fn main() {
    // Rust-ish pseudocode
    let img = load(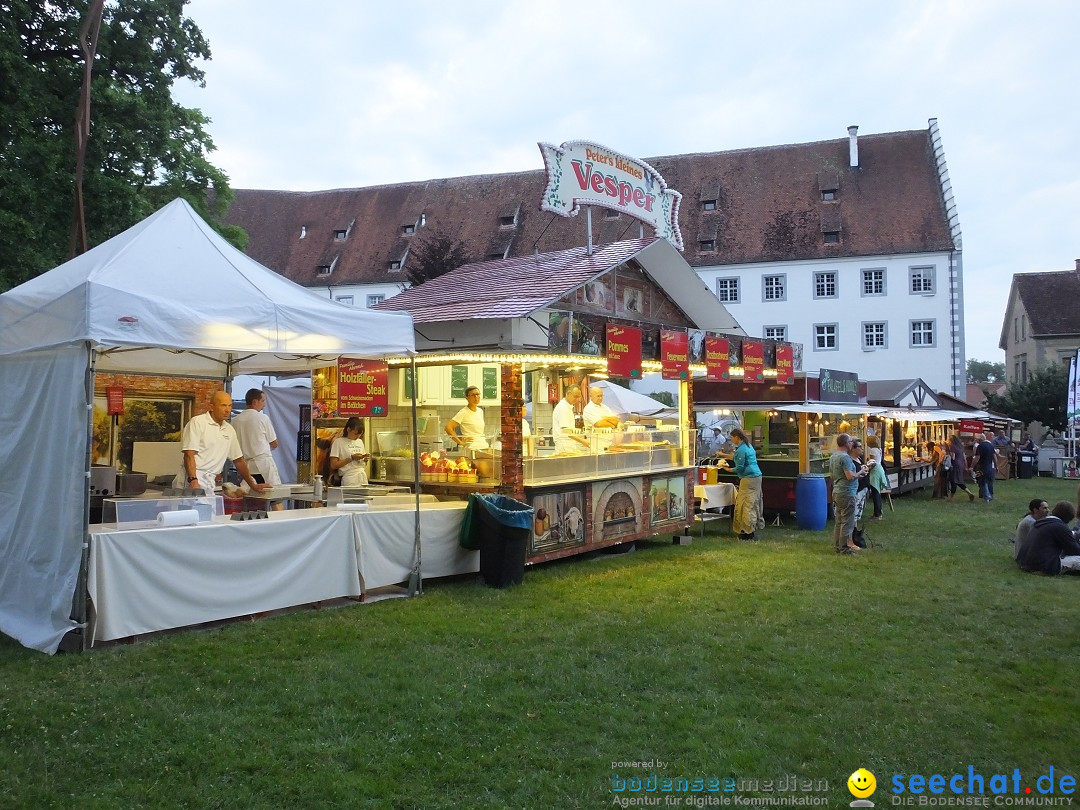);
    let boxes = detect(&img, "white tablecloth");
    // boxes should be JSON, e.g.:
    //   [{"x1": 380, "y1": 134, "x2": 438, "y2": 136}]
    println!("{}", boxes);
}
[
  {"x1": 88, "y1": 510, "x2": 361, "y2": 643},
  {"x1": 694, "y1": 483, "x2": 736, "y2": 510},
  {"x1": 350, "y1": 503, "x2": 477, "y2": 592}
]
